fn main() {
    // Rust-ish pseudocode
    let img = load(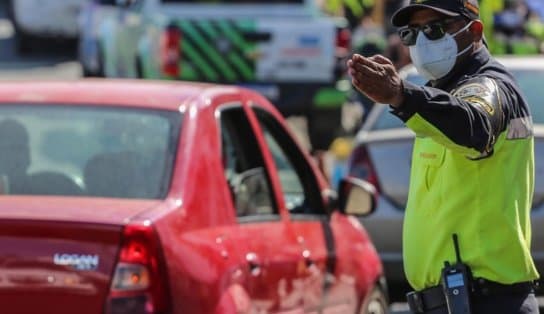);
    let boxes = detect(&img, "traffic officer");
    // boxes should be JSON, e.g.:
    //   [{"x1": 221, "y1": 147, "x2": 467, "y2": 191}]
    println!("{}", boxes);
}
[{"x1": 347, "y1": 0, "x2": 540, "y2": 313}]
